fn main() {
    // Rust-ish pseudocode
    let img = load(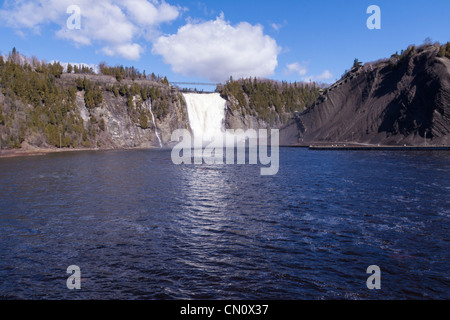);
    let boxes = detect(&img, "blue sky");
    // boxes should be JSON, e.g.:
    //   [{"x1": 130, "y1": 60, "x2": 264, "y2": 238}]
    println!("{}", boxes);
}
[{"x1": 0, "y1": 0, "x2": 449, "y2": 85}]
